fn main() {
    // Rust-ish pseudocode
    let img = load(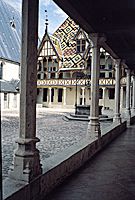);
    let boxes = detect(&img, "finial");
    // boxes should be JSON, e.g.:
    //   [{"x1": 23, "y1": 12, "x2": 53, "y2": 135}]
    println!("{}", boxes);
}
[{"x1": 45, "y1": 10, "x2": 48, "y2": 33}]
